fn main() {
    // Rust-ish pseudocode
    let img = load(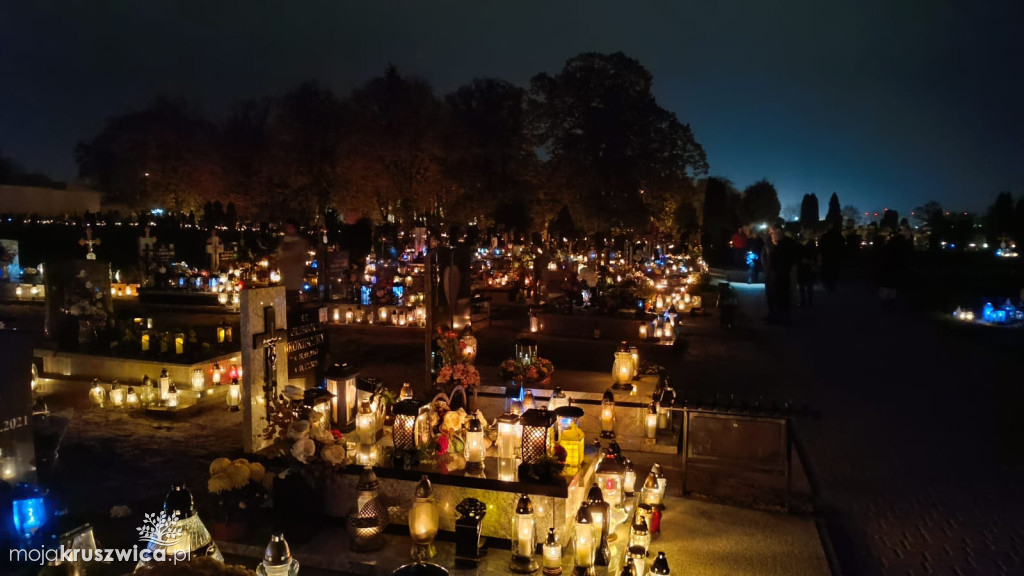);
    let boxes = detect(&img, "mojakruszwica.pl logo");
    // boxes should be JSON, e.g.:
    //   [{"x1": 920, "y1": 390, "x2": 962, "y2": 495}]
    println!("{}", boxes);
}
[{"x1": 9, "y1": 511, "x2": 192, "y2": 565}]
